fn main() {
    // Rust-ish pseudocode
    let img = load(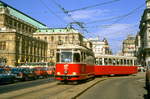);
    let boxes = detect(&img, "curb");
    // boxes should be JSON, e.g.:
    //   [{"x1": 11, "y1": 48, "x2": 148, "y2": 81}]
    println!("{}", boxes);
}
[
  {"x1": 55, "y1": 78, "x2": 107, "y2": 99},
  {"x1": 72, "y1": 78, "x2": 107, "y2": 99}
]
